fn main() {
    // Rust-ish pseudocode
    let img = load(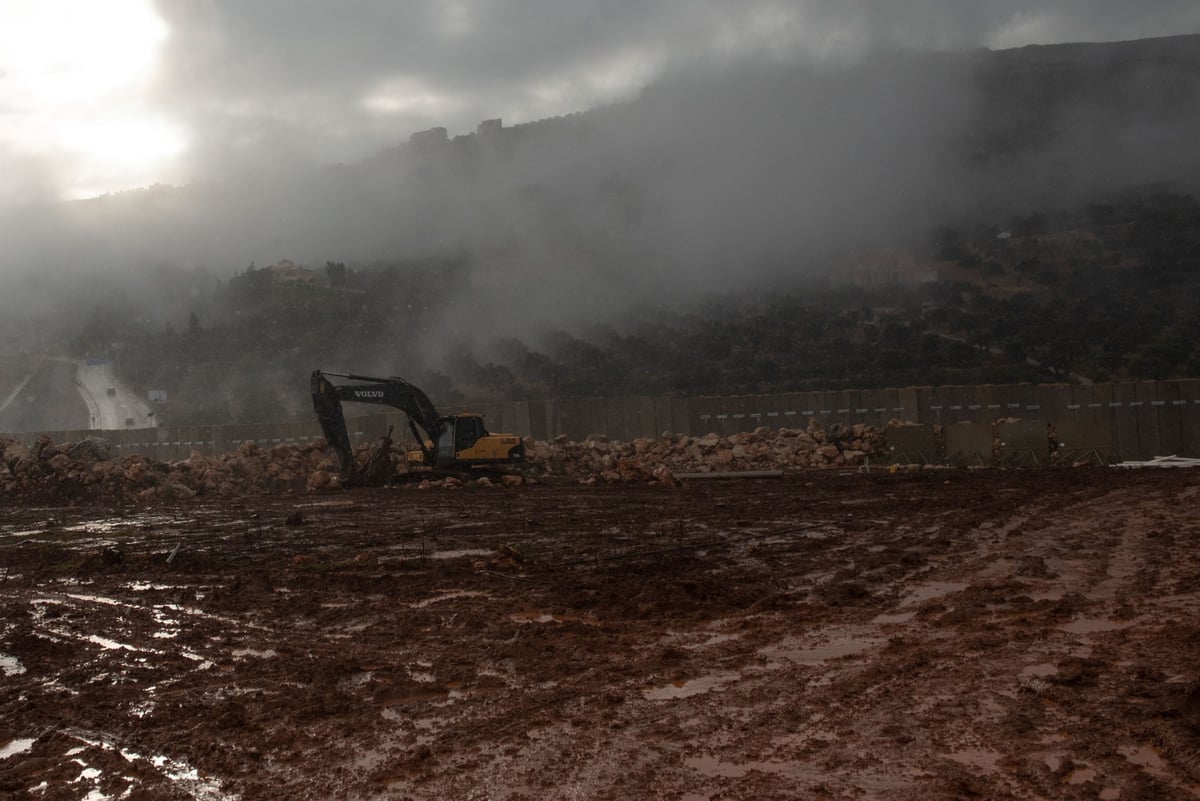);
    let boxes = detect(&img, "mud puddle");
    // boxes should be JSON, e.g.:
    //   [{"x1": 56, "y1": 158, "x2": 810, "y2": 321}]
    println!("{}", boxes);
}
[
  {"x1": 765, "y1": 627, "x2": 883, "y2": 664},
  {"x1": 644, "y1": 671, "x2": 741, "y2": 700}
]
